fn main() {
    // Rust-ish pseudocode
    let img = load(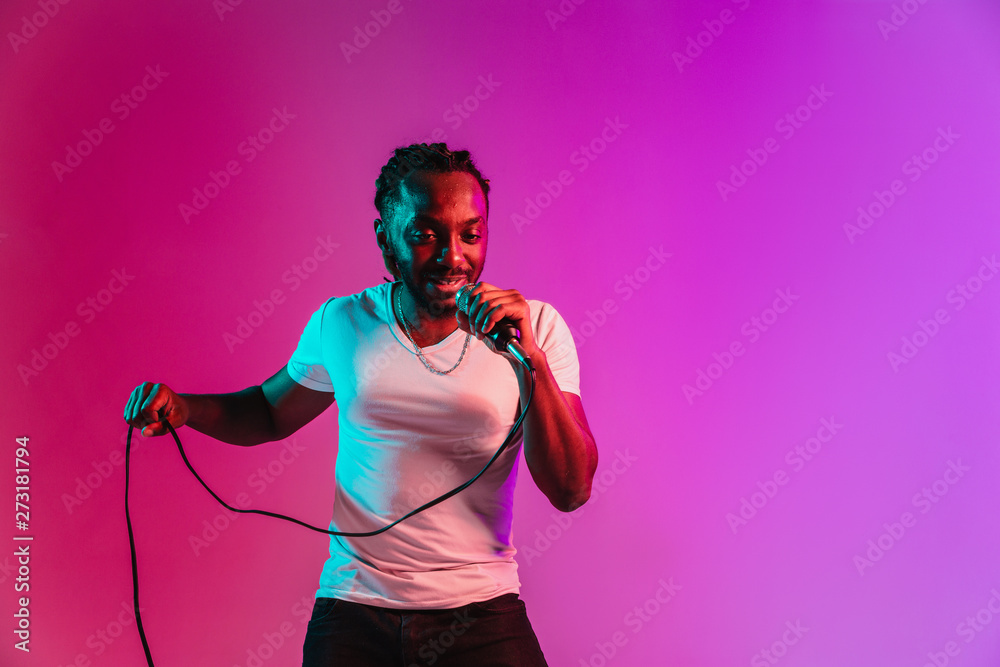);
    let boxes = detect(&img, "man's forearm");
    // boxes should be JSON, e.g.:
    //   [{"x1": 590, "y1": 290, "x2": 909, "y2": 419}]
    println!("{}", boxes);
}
[
  {"x1": 181, "y1": 386, "x2": 278, "y2": 446},
  {"x1": 514, "y1": 352, "x2": 598, "y2": 512}
]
